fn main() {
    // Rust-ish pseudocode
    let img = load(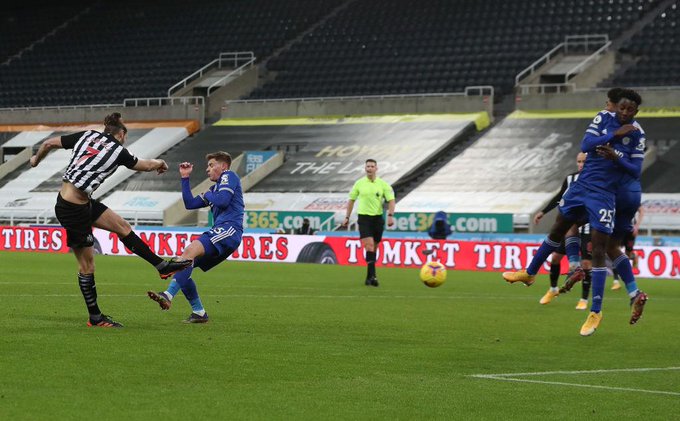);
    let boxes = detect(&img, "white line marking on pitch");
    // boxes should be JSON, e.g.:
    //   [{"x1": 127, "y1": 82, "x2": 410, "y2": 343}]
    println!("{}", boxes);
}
[
  {"x1": 0, "y1": 293, "x2": 535, "y2": 300},
  {"x1": 470, "y1": 367, "x2": 680, "y2": 396}
]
